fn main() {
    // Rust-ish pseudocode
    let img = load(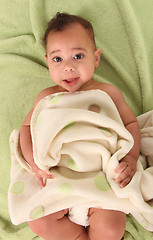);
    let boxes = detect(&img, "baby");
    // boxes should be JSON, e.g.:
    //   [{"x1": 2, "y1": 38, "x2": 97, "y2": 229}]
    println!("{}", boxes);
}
[{"x1": 20, "y1": 12, "x2": 141, "y2": 240}]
